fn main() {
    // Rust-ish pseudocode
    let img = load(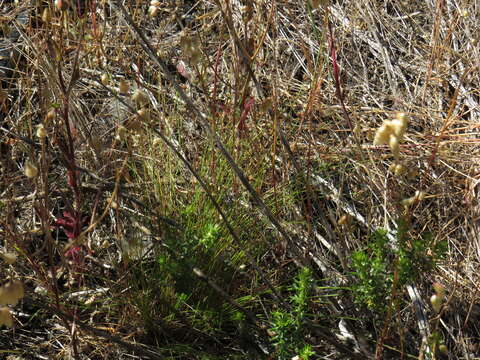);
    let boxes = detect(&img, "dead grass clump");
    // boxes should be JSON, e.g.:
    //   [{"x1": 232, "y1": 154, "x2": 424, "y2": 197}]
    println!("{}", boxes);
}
[{"x1": 1, "y1": 0, "x2": 479, "y2": 358}]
